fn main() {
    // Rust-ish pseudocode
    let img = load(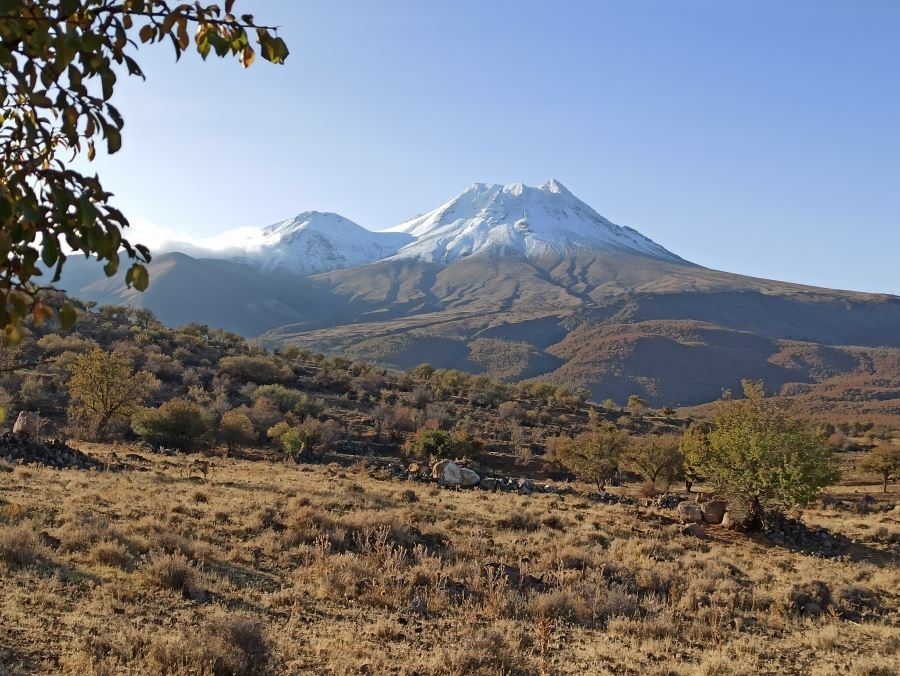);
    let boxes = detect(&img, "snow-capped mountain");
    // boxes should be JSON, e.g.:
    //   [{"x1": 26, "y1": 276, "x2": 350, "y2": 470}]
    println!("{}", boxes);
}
[
  {"x1": 385, "y1": 179, "x2": 682, "y2": 264},
  {"x1": 148, "y1": 181, "x2": 681, "y2": 274},
  {"x1": 238, "y1": 212, "x2": 413, "y2": 275}
]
